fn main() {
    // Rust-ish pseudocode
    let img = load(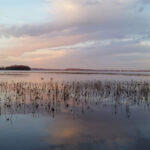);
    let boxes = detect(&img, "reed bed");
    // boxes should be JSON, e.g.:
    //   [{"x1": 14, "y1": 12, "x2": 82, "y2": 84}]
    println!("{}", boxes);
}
[{"x1": 0, "y1": 79, "x2": 150, "y2": 120}]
